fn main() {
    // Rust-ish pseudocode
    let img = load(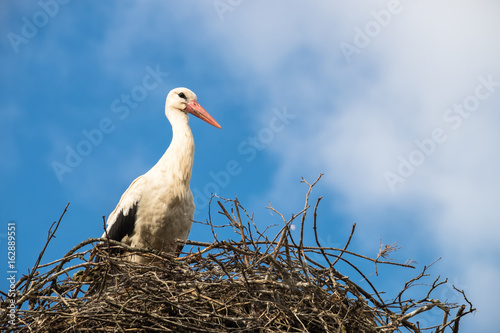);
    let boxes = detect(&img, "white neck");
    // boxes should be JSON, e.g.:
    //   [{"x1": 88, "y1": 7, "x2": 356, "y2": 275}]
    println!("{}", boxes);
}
[{"x1": 155, "y1": 109, "x2": 195, "y2": 186}]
